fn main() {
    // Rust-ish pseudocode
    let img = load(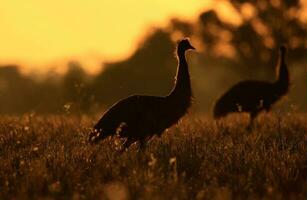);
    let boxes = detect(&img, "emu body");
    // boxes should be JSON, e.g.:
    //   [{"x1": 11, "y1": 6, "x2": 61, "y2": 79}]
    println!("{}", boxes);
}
[
  {"x1": 213, "y1": 46, "x2": 289, "y2": 125},
  {"x1": 89, "y1": 39, "x2": 195, "y2": 147}
]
